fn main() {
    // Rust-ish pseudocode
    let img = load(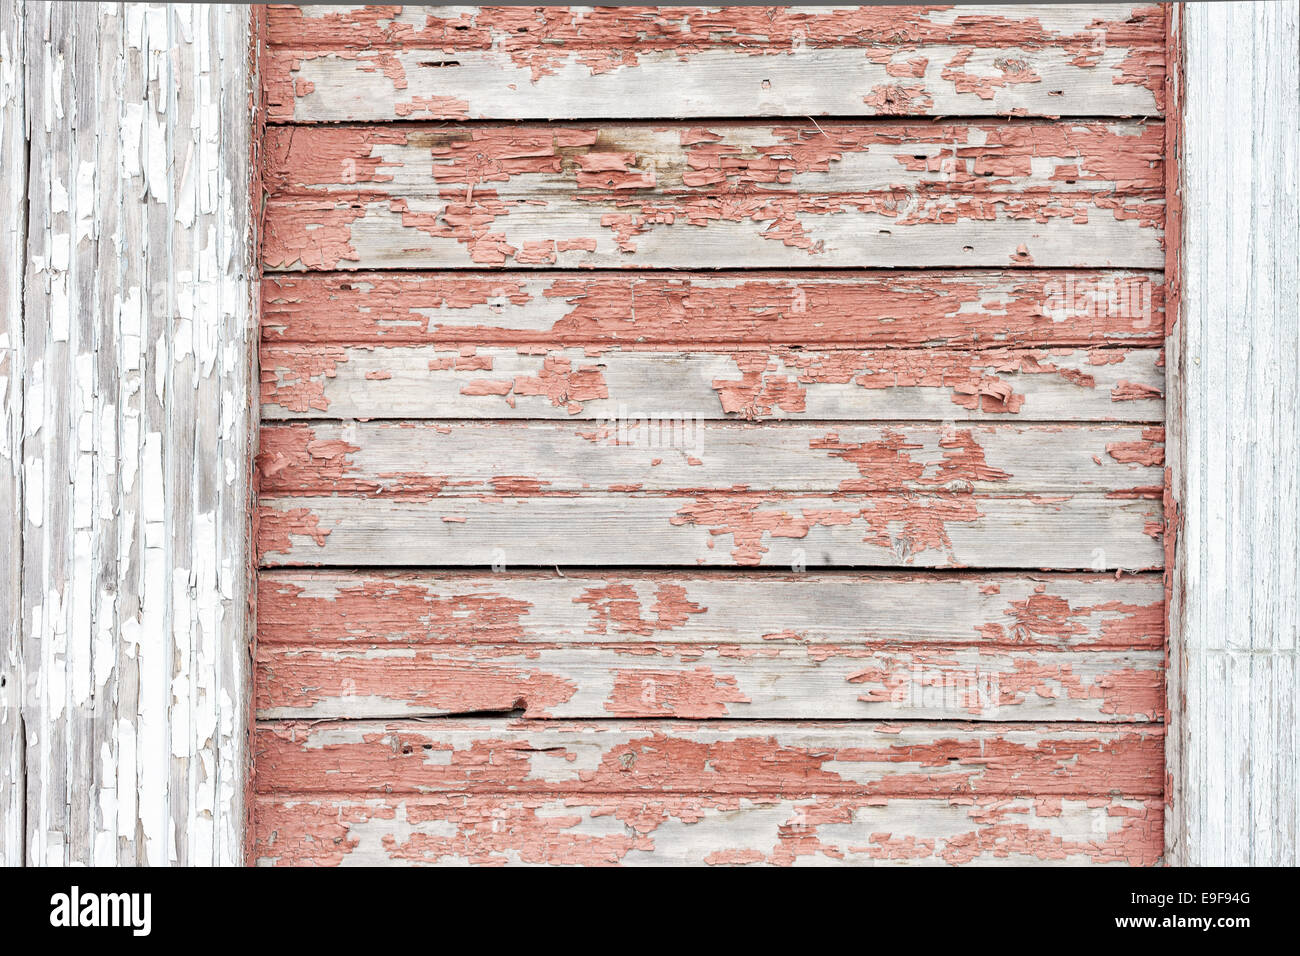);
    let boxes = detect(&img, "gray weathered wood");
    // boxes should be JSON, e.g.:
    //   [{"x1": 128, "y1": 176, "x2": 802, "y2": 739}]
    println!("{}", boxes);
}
[
  {"x1": 258, "y1": 422, "x2": 1165, "y2": 497},
  {"x1": 9, "y1": 3, "x2": 256, "y2": 867},
  {"x1": 257, "y1": 492, "x2": 1163, "y2": 570},
  {"x1": 1166, "y1": 0, "x2": 1300, "y2": 867},
  {"x1": 257, "y1": 570, "x2": 1164, "y2": 649},
  {"x1": 260, "y1": 345, "x2": 1165, "y2": 422}
]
